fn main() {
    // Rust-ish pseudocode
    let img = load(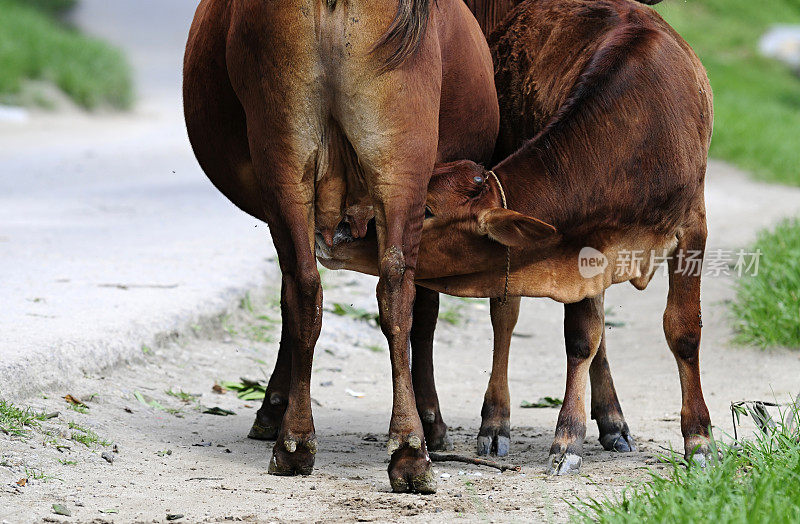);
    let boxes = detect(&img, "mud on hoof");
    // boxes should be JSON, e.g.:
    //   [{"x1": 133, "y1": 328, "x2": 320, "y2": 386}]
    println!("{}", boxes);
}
[
  {"x1": 387, "y1": 437, "x2": 436, "y2": 494},
  {"x1": 420, "y1": 410, "x2": 453, "y2": 452},
  {"x1": 477, "y1": 422, "x2": 511, "y2": 457},
  {"x1": 247, "y1": 394, "x2": 287, "y2": 441},
  {"x1": 268, "y1": 435, "x2": 317, "y2": 476},
  {"x1": 546, "y1": 451, "x2": 583, "y2": 476},
  {"x1": 599, "y1": 426, "x2": 637, "y2": 453}
]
